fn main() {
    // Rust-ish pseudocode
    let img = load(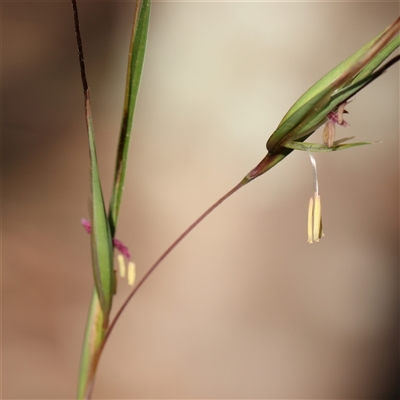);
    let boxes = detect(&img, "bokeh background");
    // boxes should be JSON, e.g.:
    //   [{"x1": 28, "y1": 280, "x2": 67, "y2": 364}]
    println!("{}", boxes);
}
[{"x1": 3, "y1": 1, "x2": 399, "y2": 399}]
